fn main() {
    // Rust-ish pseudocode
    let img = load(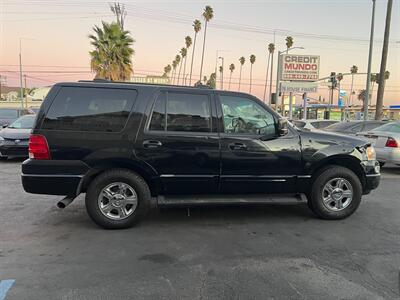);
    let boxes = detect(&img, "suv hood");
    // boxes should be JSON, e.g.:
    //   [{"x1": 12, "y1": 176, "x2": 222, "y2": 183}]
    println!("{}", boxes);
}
[{"x1": 302, "y1": 129, "x2": 368, "y2": 147}]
